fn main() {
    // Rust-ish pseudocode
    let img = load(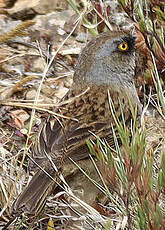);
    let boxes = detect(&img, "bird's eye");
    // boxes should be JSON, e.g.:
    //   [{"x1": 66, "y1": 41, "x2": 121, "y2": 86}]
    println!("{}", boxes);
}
[{"x1": 118, "y1": 42, "x2": 129, "y2": 51}]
